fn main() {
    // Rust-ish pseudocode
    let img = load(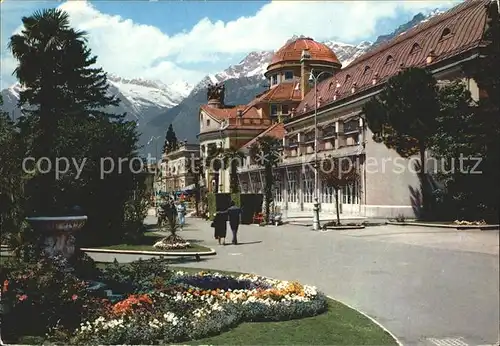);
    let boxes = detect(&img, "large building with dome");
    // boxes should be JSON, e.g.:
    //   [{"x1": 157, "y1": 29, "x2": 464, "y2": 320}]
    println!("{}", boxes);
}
[{"x1": 198, "y1": 0, "x2": 497, "y2": 219}]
